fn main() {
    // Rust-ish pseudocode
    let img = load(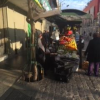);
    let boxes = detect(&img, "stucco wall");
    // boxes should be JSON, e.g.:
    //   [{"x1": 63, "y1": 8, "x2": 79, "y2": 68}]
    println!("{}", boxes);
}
[
  {"x1": 0, "y1": 7, "x2": 7, "y2": 56},
  {"x1": 7, "y1": 7, "x2": 28, "y2": 53},
  {"x1": 42, "y1": 19, "x2": 51, "y2": 32},
  {"x1": 35, "y1": 21, "x2": 42, "y2": 32},
  {"x1": 35, "y1": 19, "x2": 52, "y2": 33},
  {"x1": 0, "y1": 8, "x2": 4, "y2": 45},
  {"x1": 83, "y1": 0, "x2": 99, "y2": 19},
  {"x1": 0, "y1": 5, "x2": 52, "y2": 56}
]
